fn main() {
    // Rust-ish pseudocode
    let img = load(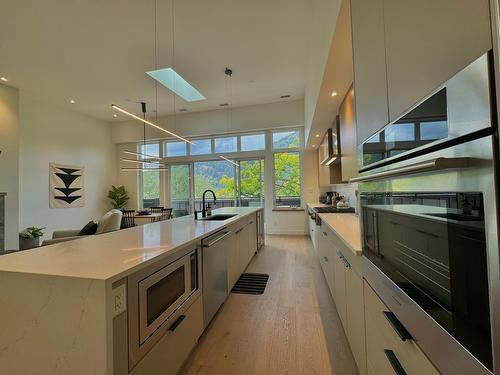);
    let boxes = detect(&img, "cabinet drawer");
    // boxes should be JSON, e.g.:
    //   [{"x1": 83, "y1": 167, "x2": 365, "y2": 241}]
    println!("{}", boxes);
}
[
  {"x1": 130, "y1": 296, "x2": 203, "y2": 375},
  {"x1": 364, "y1": 281, "x2": 439, "y2": 375}
]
